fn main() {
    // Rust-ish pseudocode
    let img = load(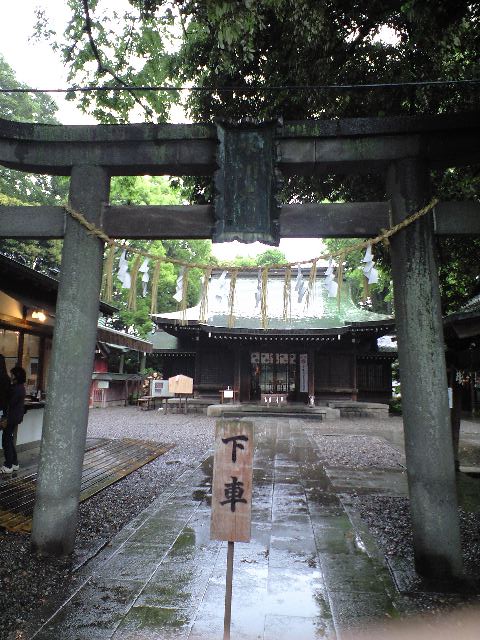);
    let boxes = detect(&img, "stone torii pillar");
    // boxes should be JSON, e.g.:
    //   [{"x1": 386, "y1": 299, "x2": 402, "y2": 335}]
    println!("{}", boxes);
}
[
  {"x1": 31, "y1": 166, "x2": 110, "y2": 556},
  {"x1": 387, "y1": 158, "x2": 463, "y2": 580}
]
